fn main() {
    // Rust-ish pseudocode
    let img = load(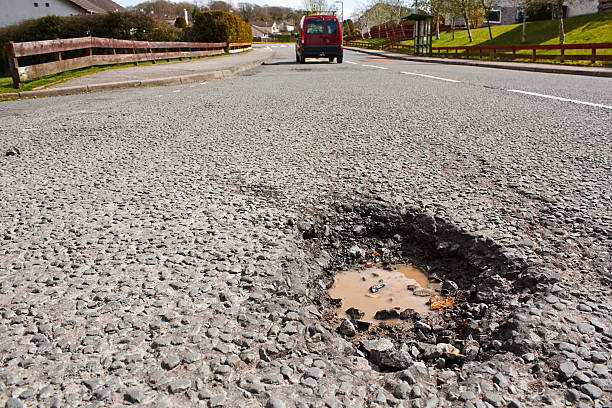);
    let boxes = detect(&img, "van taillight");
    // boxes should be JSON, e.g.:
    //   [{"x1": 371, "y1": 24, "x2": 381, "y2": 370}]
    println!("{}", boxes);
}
[{"x1": 301, "y1": 28, "x2": 304, "y2": 44}]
